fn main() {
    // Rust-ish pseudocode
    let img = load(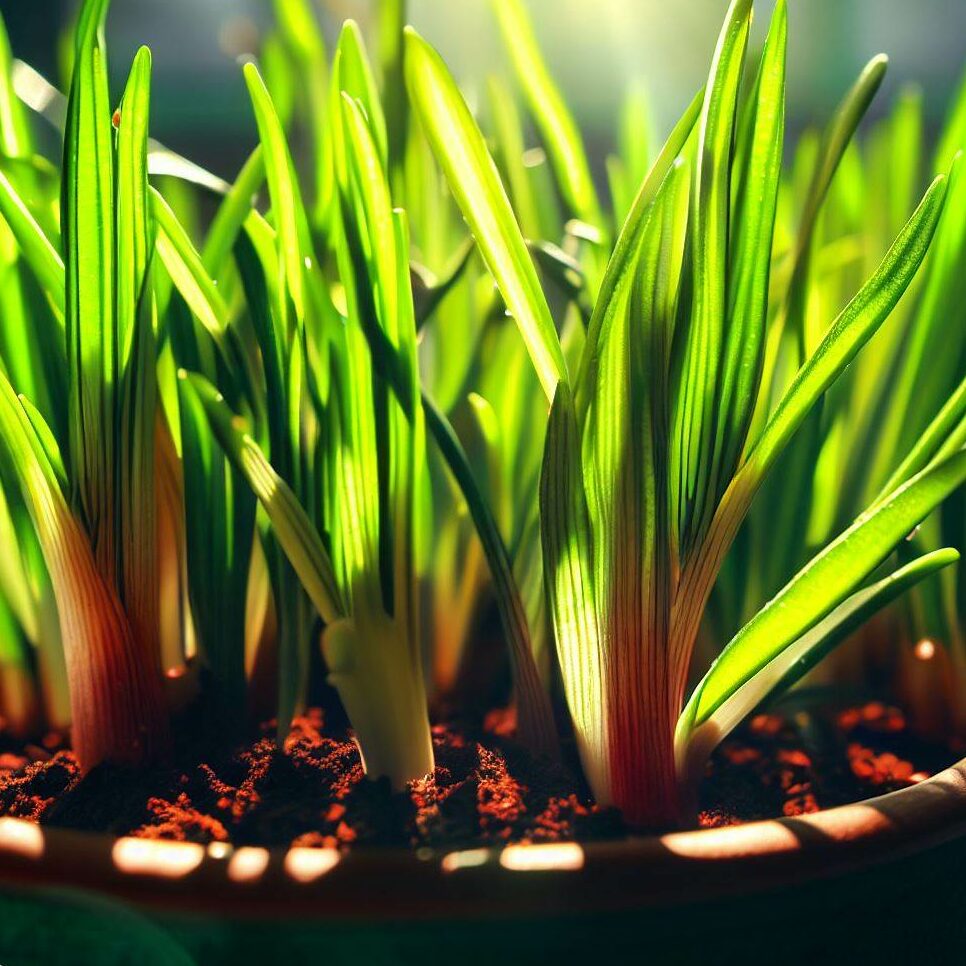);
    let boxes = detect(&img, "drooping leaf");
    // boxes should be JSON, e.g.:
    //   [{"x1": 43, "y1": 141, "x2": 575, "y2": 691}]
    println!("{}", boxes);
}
[
  {"x1": 679, "y1": 548, "x2": 960, "y2": 782},
  {"x1": 682, "y1": 450, "x2": 966, "y2": 739}
]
